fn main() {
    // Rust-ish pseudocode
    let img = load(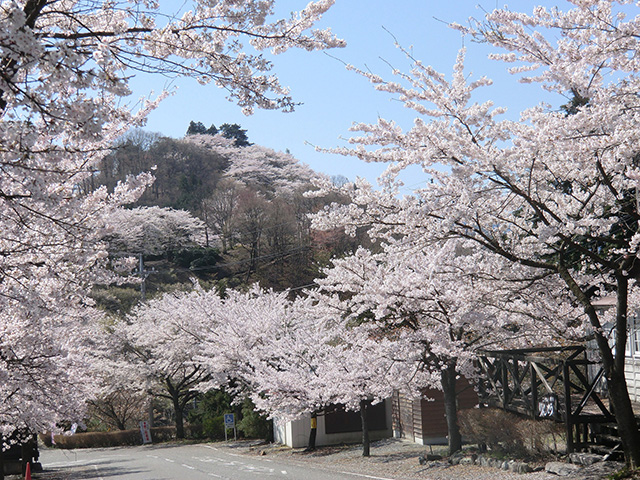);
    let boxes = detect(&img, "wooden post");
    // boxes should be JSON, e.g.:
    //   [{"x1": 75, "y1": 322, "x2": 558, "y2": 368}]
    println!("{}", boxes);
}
[
  {"x1": 583, "y1": 422, "x2": 589, "y2": 445},
  {"x1": 476, "y1": 359, "x2": 488, "y2": 407},
  {"x1": 501, "y1": 358, "x2": 510, "y2": 408},
  {"x1": 563, "y1": 362, "x2": 574, "y2": 453},
  {"x1": 531, "y1": 363, "x2": 538, "y2": 419}
]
